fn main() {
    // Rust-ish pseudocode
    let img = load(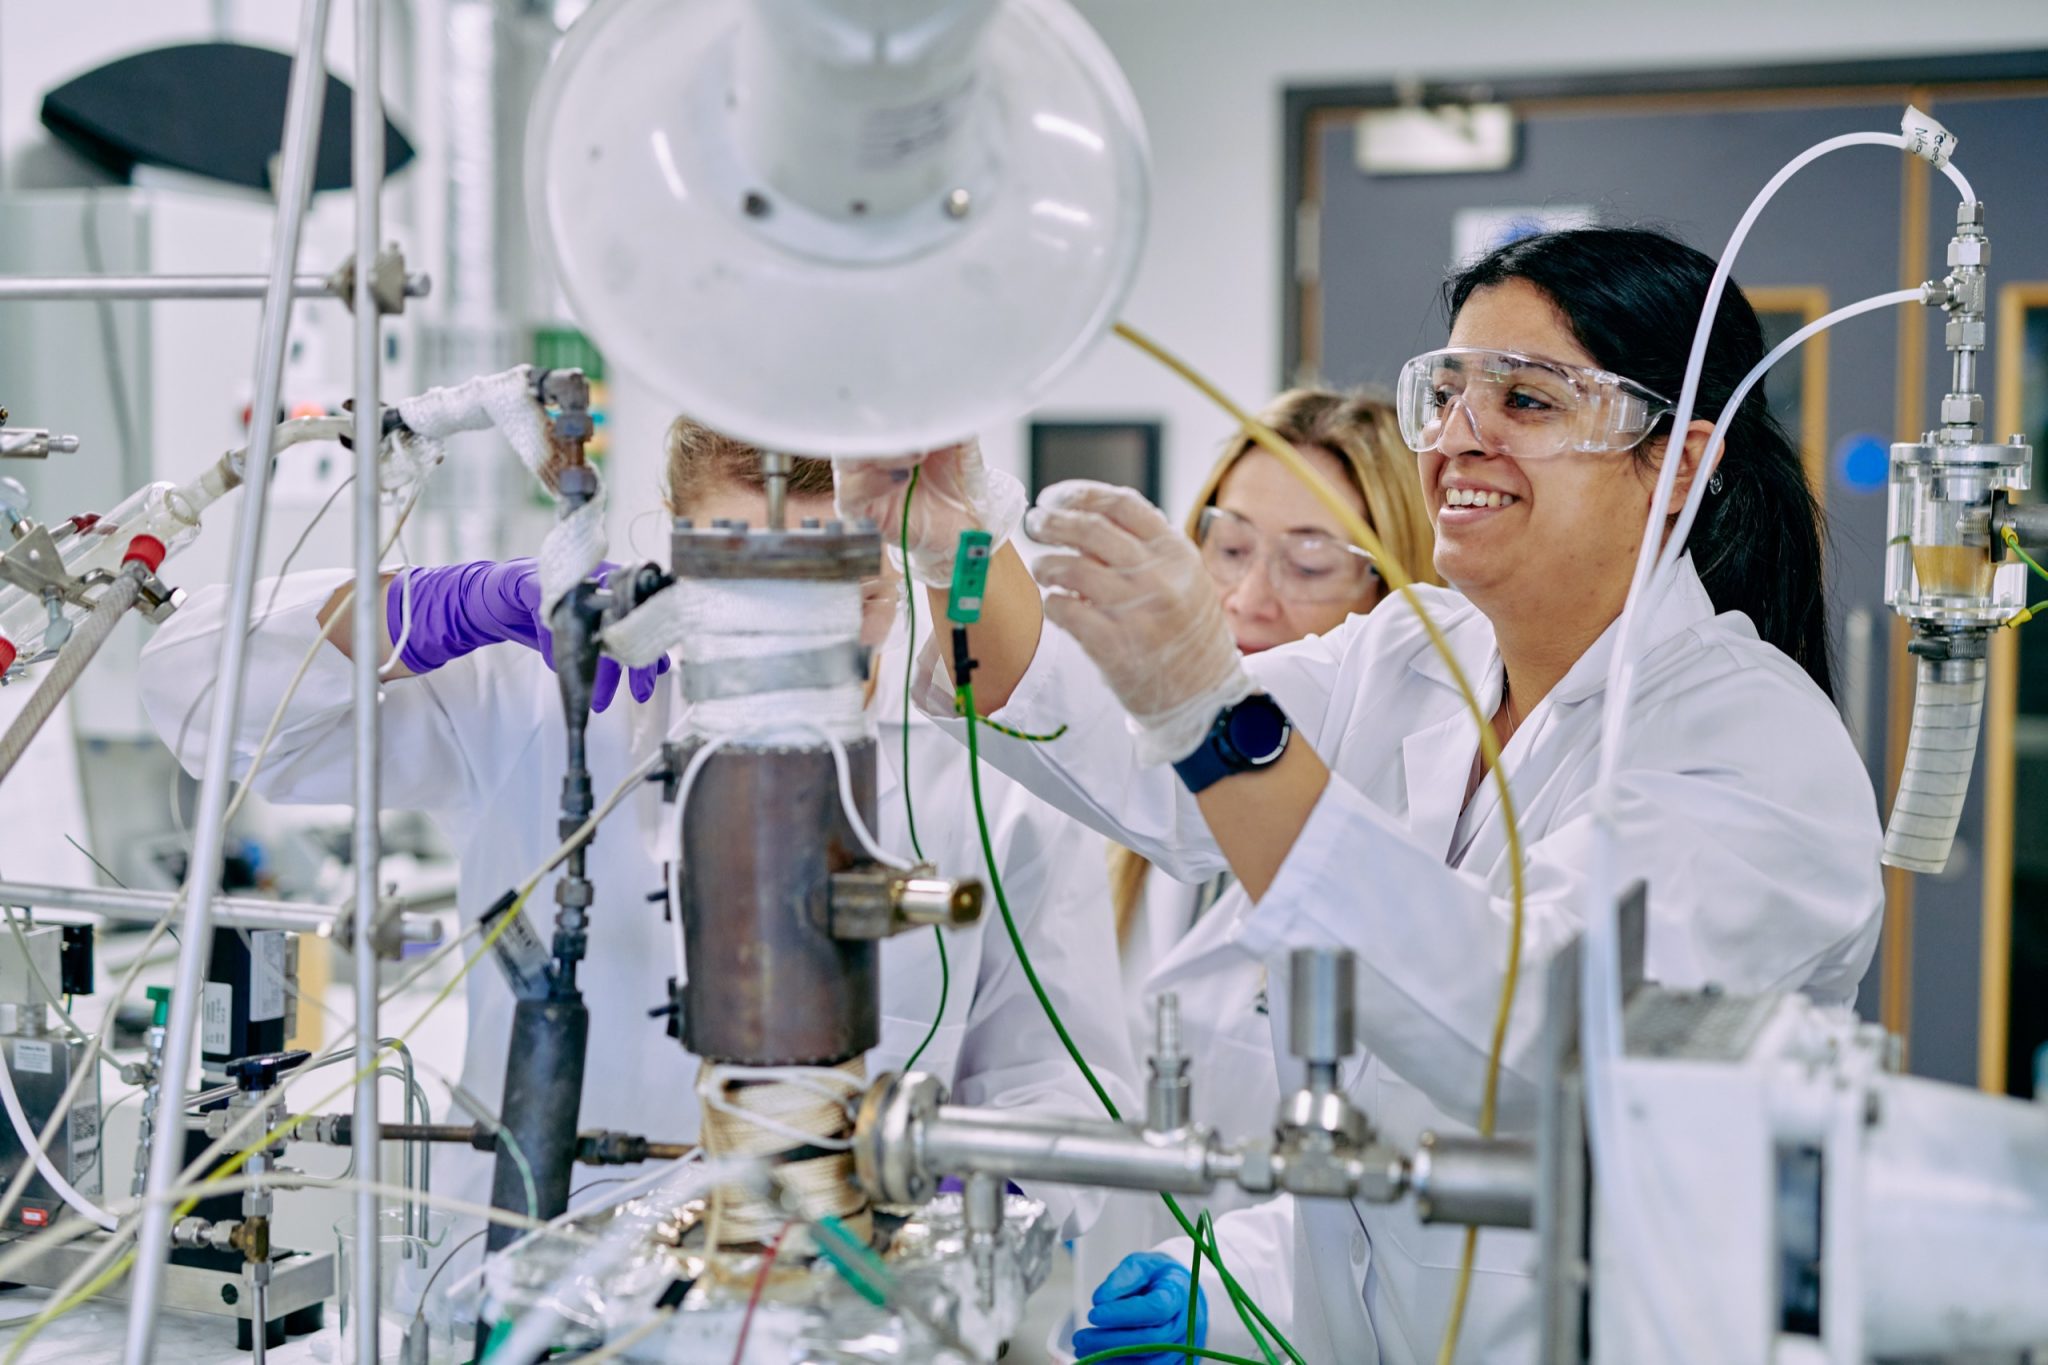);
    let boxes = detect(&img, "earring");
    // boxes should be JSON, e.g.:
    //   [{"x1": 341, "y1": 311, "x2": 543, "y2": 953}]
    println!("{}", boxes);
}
[{"x1": 1707, "y1": 471, "x2": 1724, "y2": 496}]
